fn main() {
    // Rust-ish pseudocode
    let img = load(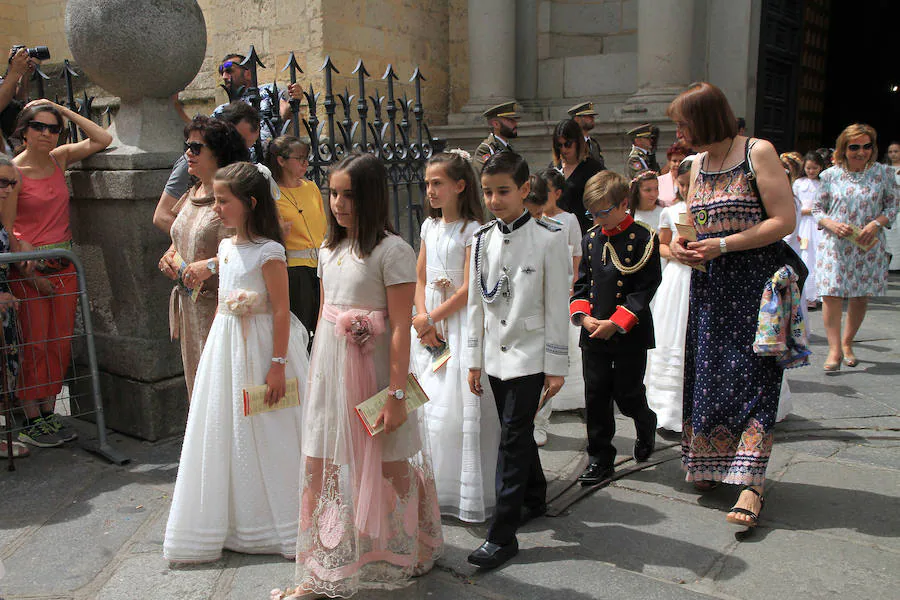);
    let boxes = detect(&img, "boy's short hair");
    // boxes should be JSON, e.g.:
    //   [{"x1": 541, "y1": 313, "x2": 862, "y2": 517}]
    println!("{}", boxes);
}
[
  {"x1": 482, "y1": 151, "x2": 529, "y2": 187},
  {"x1": 583, "y1": 171, "x2": 628, "y2": 212}
]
